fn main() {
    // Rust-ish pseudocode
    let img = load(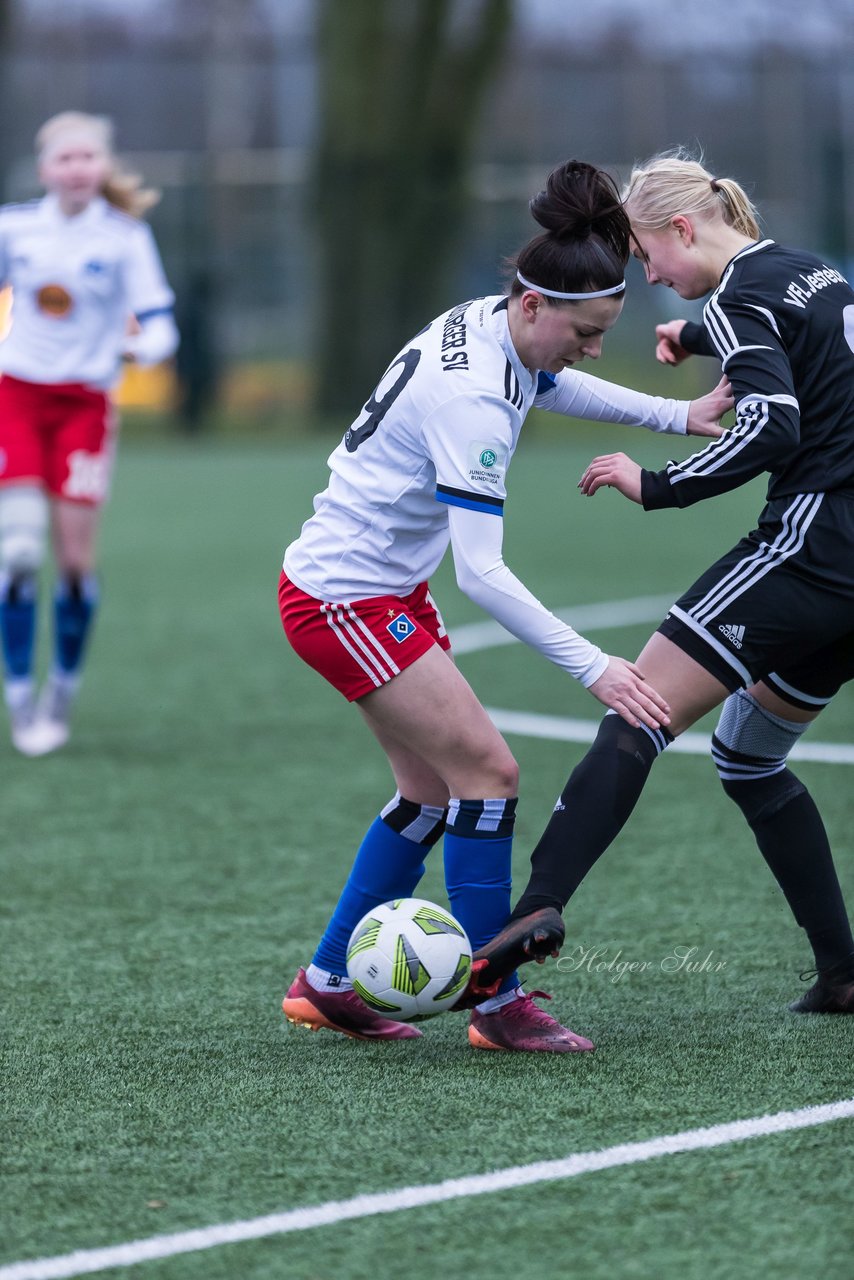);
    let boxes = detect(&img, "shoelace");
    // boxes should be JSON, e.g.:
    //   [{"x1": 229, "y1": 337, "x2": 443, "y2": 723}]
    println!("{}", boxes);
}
[
  {"x1": 501, "y1": 990, "x2": 557, "y2": 1025},
  {"x1": 798, "y1": 957, "x2": 854, "y2": 986}
]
